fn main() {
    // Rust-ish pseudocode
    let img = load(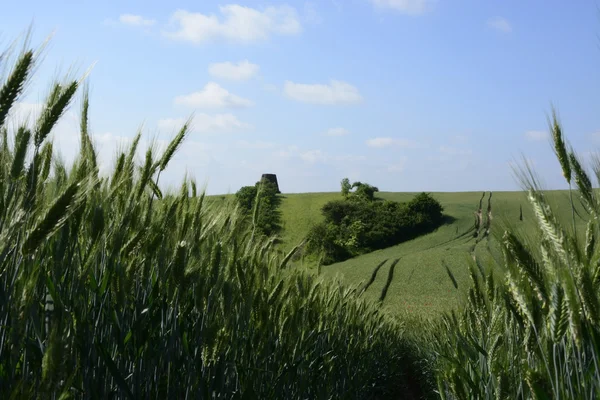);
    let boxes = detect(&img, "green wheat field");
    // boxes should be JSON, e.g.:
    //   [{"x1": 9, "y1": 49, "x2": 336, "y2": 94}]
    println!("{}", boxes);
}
[
  {"x1": 4, "y1": 30, "x2": 600, "y2": 399},
  {"x1": 276, "y1": 190, "x2": 588, "y2": 317}
]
